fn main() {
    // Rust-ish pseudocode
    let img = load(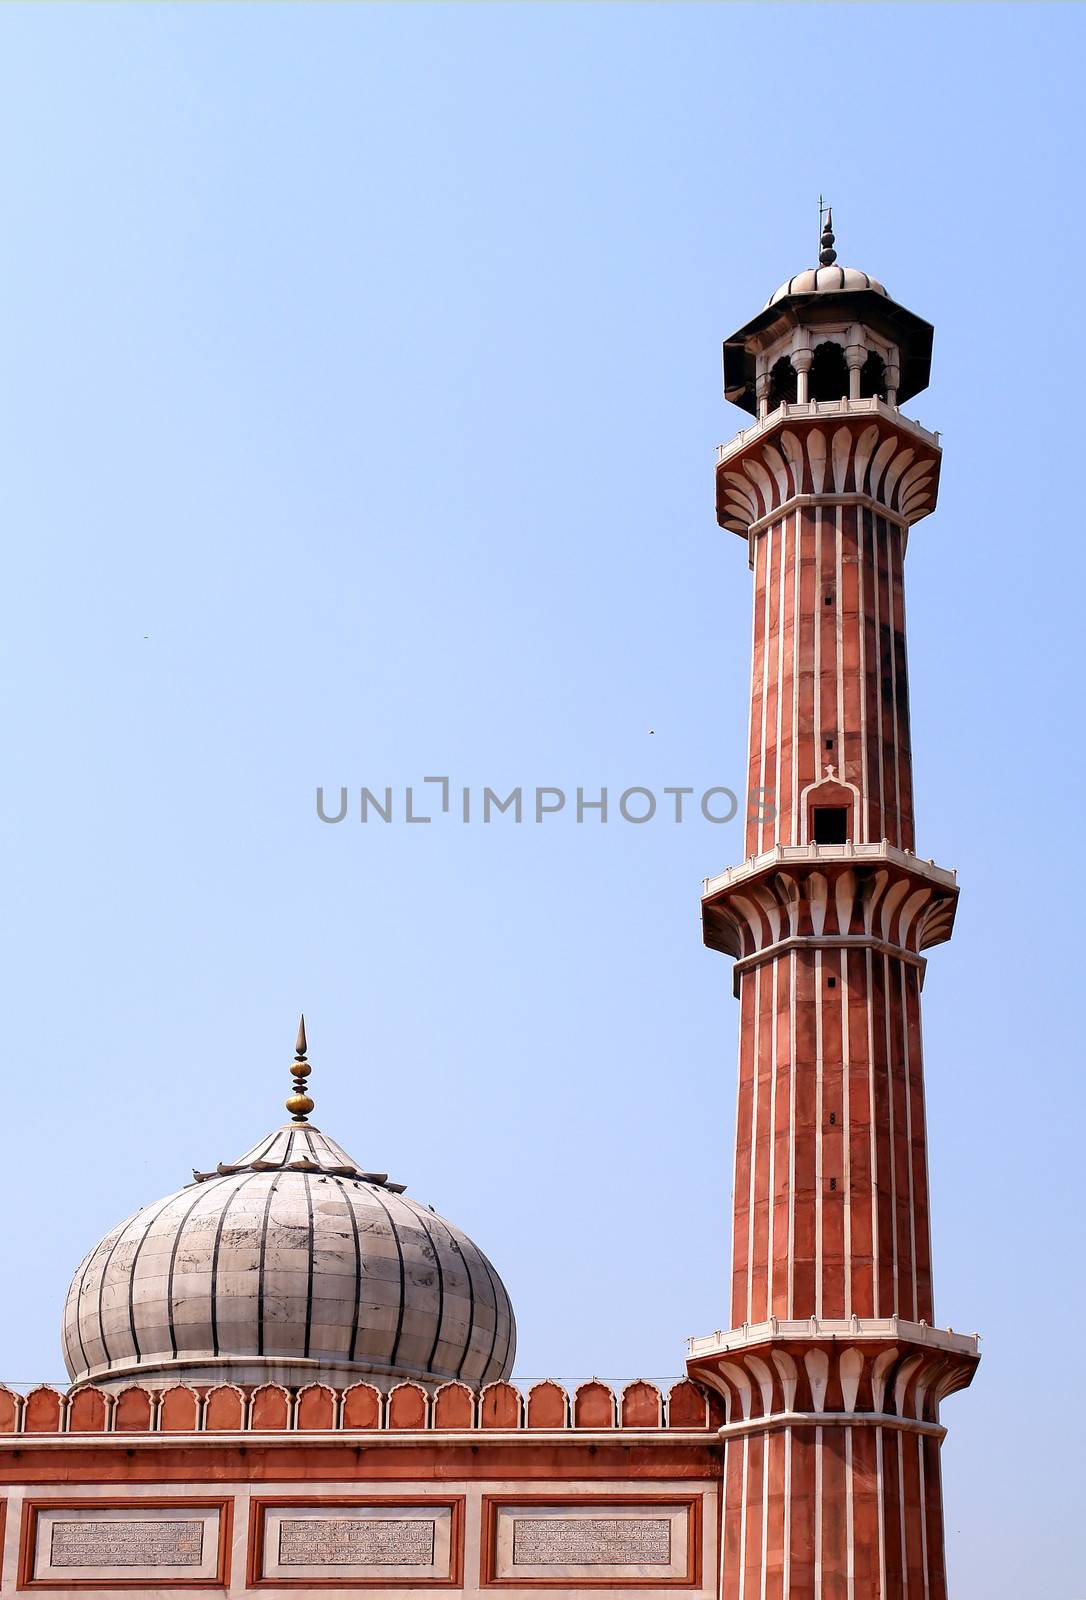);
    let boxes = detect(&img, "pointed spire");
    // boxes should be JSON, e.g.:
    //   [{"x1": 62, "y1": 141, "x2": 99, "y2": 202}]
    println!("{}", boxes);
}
[
  {"x1": 819, "y1": 205, "x2": 837, "y2": 267},
  {"x1": 285, "y1": 1012, "x2": 315, "y2": 1124}
]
